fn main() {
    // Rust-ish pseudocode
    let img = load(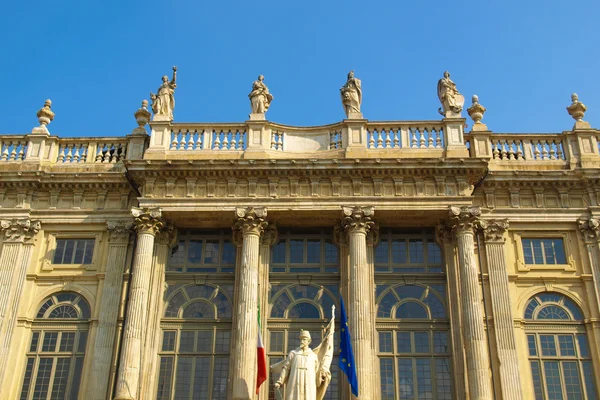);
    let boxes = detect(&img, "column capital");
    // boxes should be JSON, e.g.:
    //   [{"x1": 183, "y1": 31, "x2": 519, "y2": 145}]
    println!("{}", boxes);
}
[
  {"x1": 448, "y1": 205, "x2": 481, "y2": 234},
  {"x1": 131, "y1": 207, "x2": 163, "y2": 236},
  {"x1": 578, "y1": 217, "x2": 600, "y2": 243},
  {"x1": 106, "y1": 220, "x2": 134, "y2": 243},
  {"x1": 366, "y1": 223, "x2": 380, "y2": 246},
  {"x1": 0, "y1": 218, "x2": 41, "y2": 243},
  {"x1": 156, "y1": 222, "x2": 177, "y2": 247},
  {"x1": 435, "y1": 221, "x2": 454, "y2": 245},
  {"x1": 233, "y1": 206, "x2": 268, "y2": 237},
  {"x1": 341, "y1": 206, "x2": 375, "y2": 234},
  {"x1": 261, "y1": 224, "x2": 278, "y2": 246},
  {"x1": 478, "y1": 219, "x2": 509, "y2": 243}
]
